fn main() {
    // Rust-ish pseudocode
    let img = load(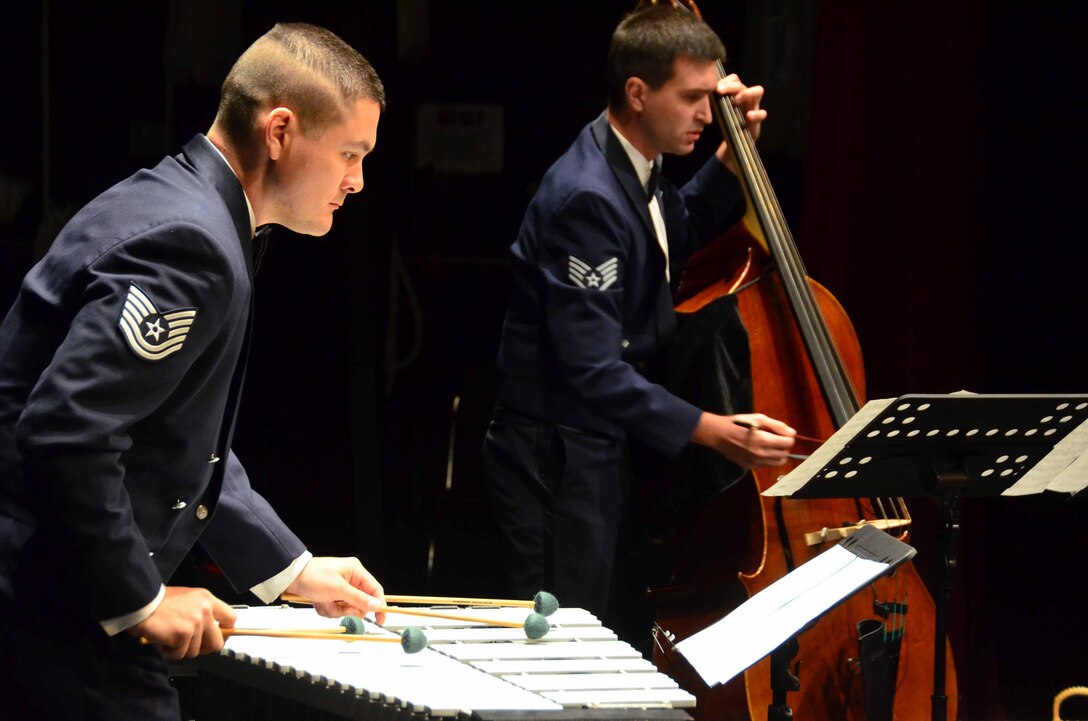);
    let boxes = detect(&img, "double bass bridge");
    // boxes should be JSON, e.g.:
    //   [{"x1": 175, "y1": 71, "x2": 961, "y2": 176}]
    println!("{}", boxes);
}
[{"x1": 803, "y1": 518, "x2": 912, "y2": 547}]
